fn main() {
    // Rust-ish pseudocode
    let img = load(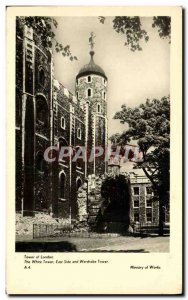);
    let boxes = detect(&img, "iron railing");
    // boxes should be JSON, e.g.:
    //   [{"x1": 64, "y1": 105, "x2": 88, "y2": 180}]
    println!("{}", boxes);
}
[
  {"x1": 33, "y1": 223, "x2": 122, "y2": 239},
  {"x1": 33, "y1": 222, "x2": 170, "y2": 239},
  {"x1": 133, "y1": 223, "x2": 170, "y2": 235},
  {"x1": 33, "y1": 223, "x2": 73, "y2": 239}
]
